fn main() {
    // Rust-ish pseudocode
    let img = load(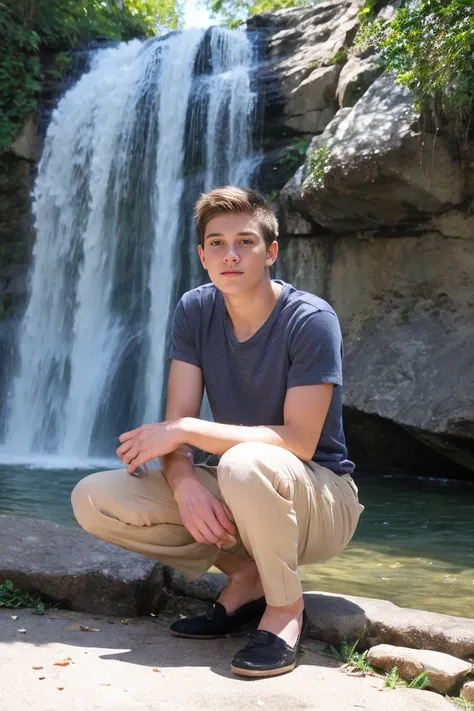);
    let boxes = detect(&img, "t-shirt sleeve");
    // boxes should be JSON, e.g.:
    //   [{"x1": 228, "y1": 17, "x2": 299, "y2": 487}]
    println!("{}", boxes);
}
[
  {"x1": 287, "y1": 309, "x2": 343, "y2": 389},
  {"x1": 169, "y1": 296, "x2": 201, "y2": 369}
]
